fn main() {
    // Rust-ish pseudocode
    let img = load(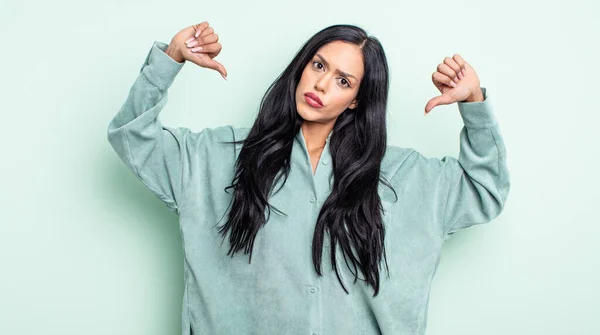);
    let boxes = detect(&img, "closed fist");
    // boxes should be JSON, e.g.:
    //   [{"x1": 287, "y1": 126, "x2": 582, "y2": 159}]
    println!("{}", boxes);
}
[{"x1": 168, "y1": 21, "x2": 227, "y2": 80}]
